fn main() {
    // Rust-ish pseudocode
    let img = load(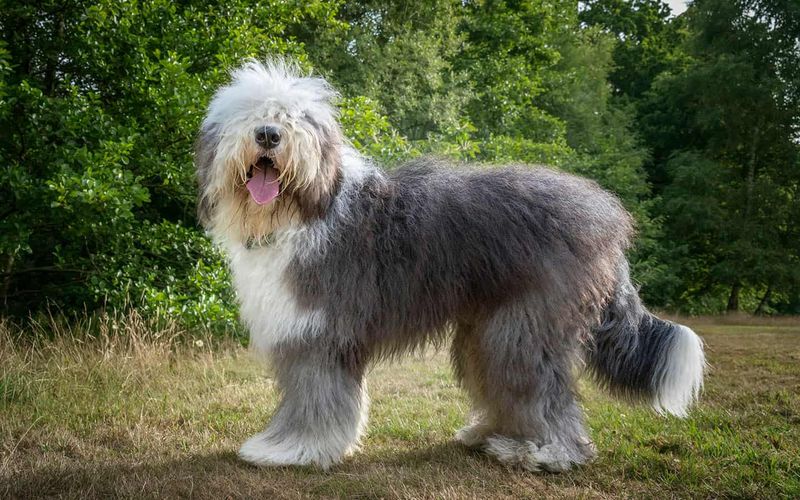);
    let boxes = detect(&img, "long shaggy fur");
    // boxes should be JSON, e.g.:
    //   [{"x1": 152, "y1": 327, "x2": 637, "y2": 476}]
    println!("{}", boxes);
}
[{"x1": 196, "y1": 59, "x2": 706, "y2": 472}]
